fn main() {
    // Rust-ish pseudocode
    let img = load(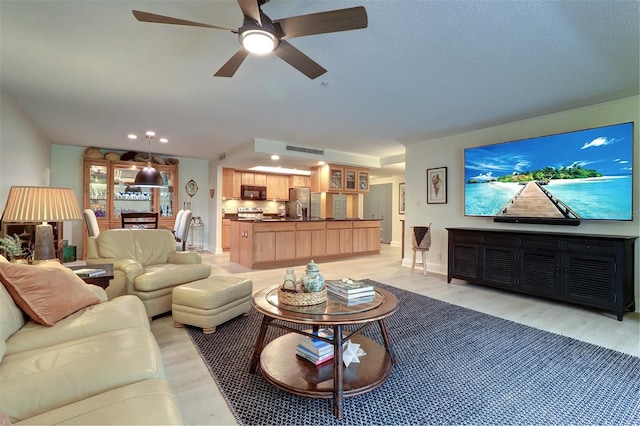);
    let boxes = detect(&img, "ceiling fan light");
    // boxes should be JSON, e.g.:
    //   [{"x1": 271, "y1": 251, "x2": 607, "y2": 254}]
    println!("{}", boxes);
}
[{"x1": 240, "y1": 29, "x2": 276, "y2": 54}]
